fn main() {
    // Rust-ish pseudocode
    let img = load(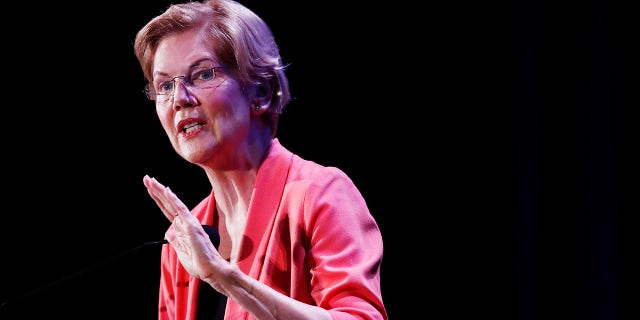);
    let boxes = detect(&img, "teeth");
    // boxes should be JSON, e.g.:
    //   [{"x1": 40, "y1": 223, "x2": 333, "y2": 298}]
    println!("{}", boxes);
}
[{"x1": 183, "y1": 123, "x2": 203, "y2": 133}]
